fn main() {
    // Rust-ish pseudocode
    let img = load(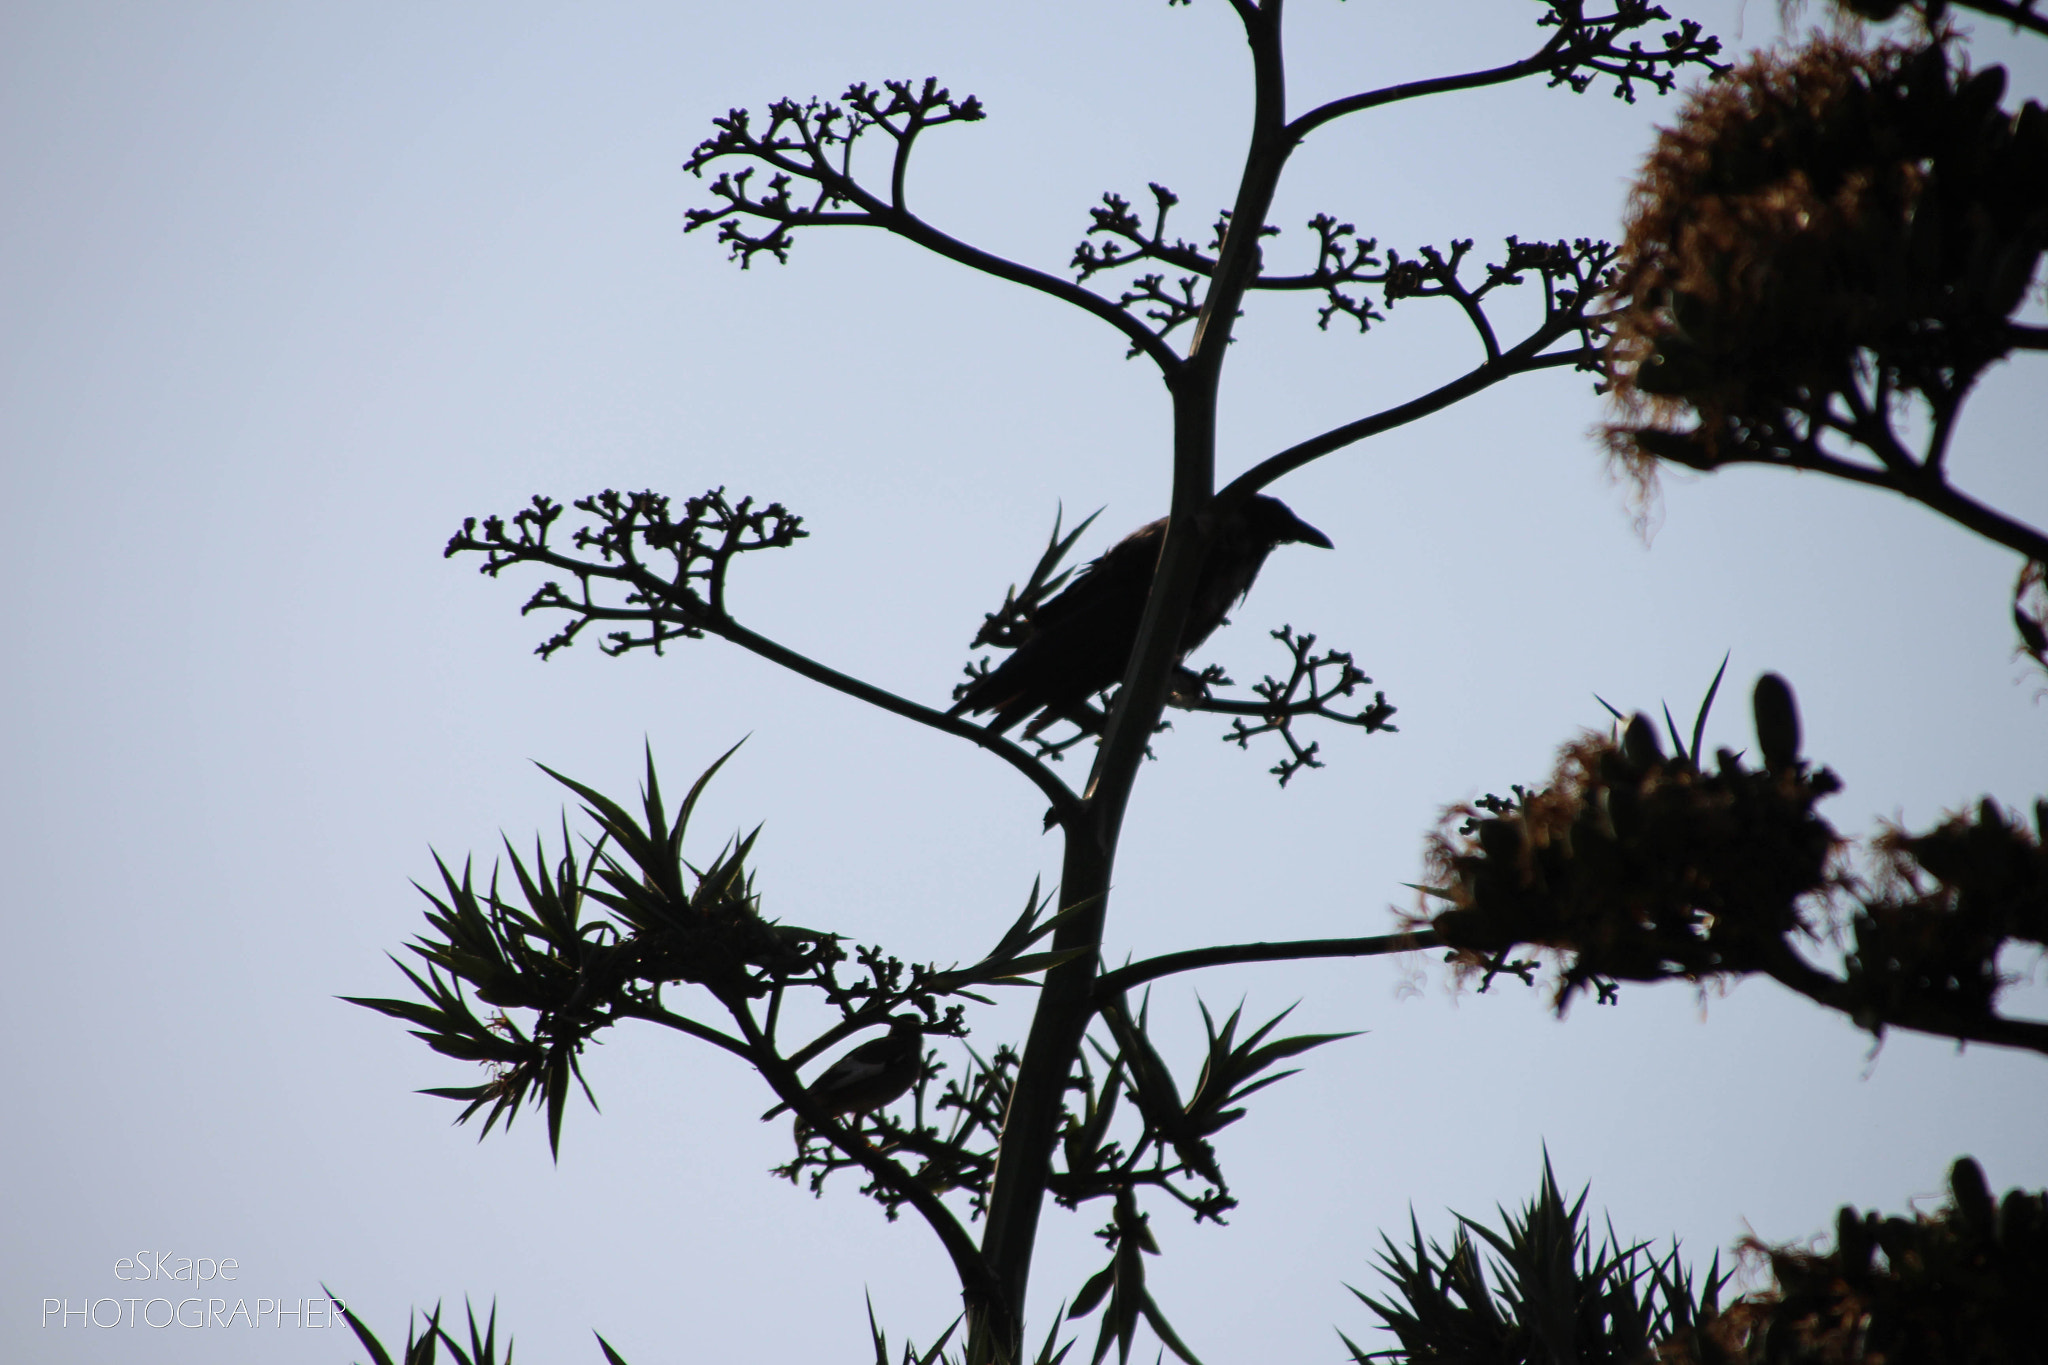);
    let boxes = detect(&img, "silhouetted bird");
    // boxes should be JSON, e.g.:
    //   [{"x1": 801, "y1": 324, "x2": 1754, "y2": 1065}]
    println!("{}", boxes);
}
[
  {"x1": 760, "y1": 1016, "x2": 925, "y2": 1122},
  {"x1": 950, "y1": 495, "x2": 1332, "y2": 735}
]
